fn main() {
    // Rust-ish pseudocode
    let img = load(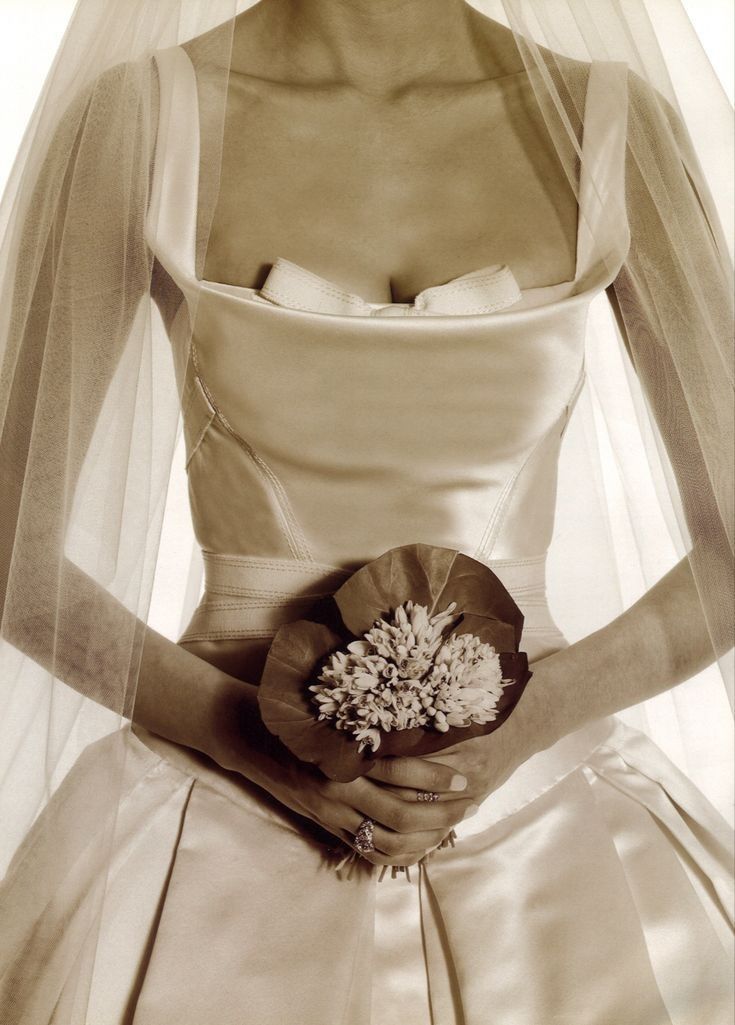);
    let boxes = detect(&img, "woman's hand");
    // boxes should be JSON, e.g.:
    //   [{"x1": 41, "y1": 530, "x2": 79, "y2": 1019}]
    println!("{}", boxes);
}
[
  {"x1": 209, "y1": 676, "x2": 477, "y2": 866},
  {"x1": 283, "y1": 757, "x2": 476, "y2": 867},
  {"x1": 418, "y1": 731, "x2": 528, "y2": 815},
  {"x1": 419, "y1": 663, "x2": 558, "y2": 814}
]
